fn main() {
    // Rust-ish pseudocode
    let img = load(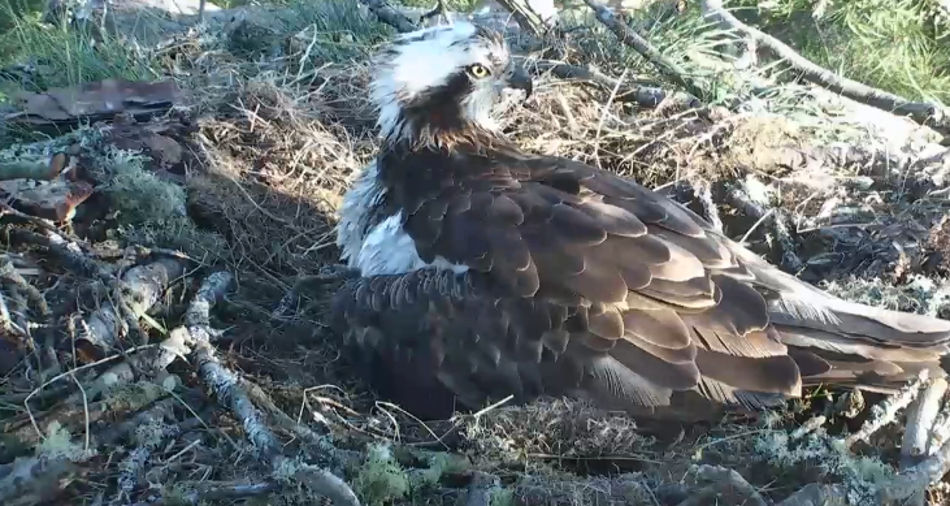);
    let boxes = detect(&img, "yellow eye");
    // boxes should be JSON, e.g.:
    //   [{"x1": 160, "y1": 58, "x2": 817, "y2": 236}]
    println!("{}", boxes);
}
[{"x1": 468, "y1": 64, "x2": 490, "y2": 79}]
